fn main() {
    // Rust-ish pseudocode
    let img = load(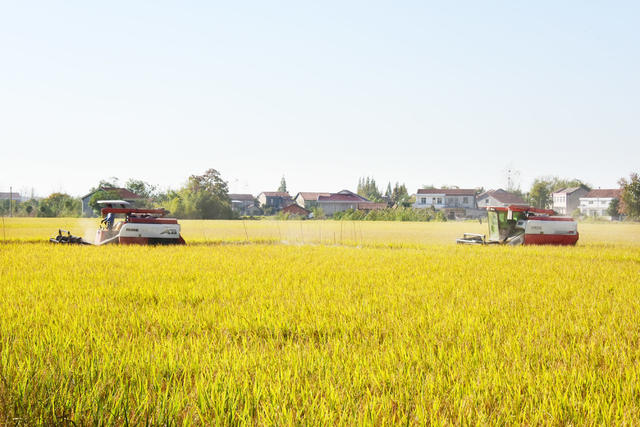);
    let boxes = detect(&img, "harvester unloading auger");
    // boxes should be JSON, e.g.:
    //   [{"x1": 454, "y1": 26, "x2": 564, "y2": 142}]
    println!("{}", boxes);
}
[
  {"x1": 457, "y1": 205, "x2": 579, "y2": 246},
  {"x1": 49, "y1": 200, "x2": 186, "y2": 245}
]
